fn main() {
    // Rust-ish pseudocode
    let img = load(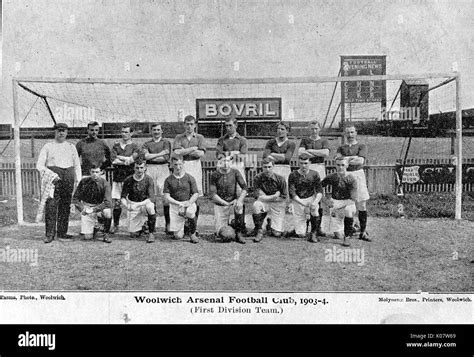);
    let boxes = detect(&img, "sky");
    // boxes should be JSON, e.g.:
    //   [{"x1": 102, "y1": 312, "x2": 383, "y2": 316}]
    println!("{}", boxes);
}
[{"x1": 1, "y1": 0, "x2": 473, "y2": 126}]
